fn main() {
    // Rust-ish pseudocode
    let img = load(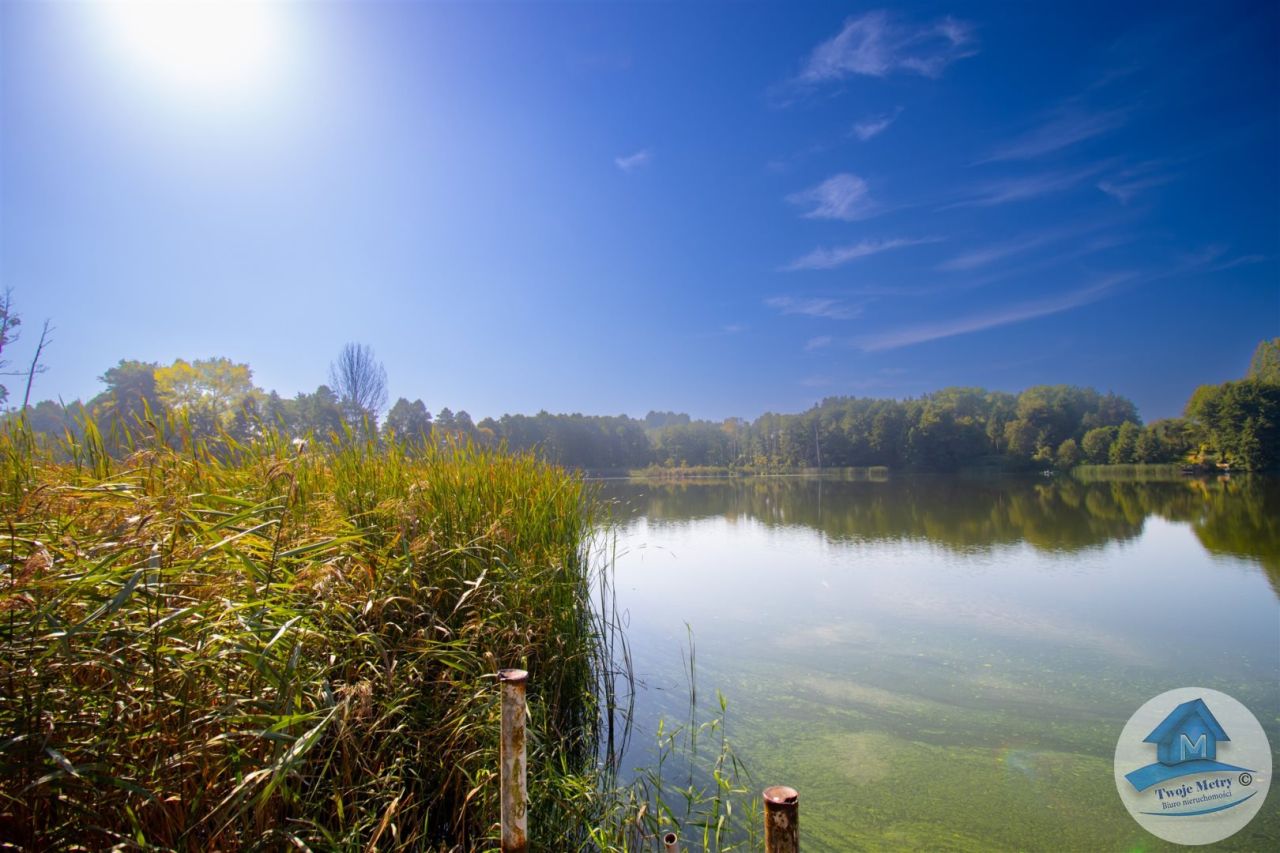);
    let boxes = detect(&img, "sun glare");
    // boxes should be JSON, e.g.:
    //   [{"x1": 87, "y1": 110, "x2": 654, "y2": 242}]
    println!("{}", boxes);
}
[{"x1": 95, "y1": 0, "x2": 284, "y2": 103}]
